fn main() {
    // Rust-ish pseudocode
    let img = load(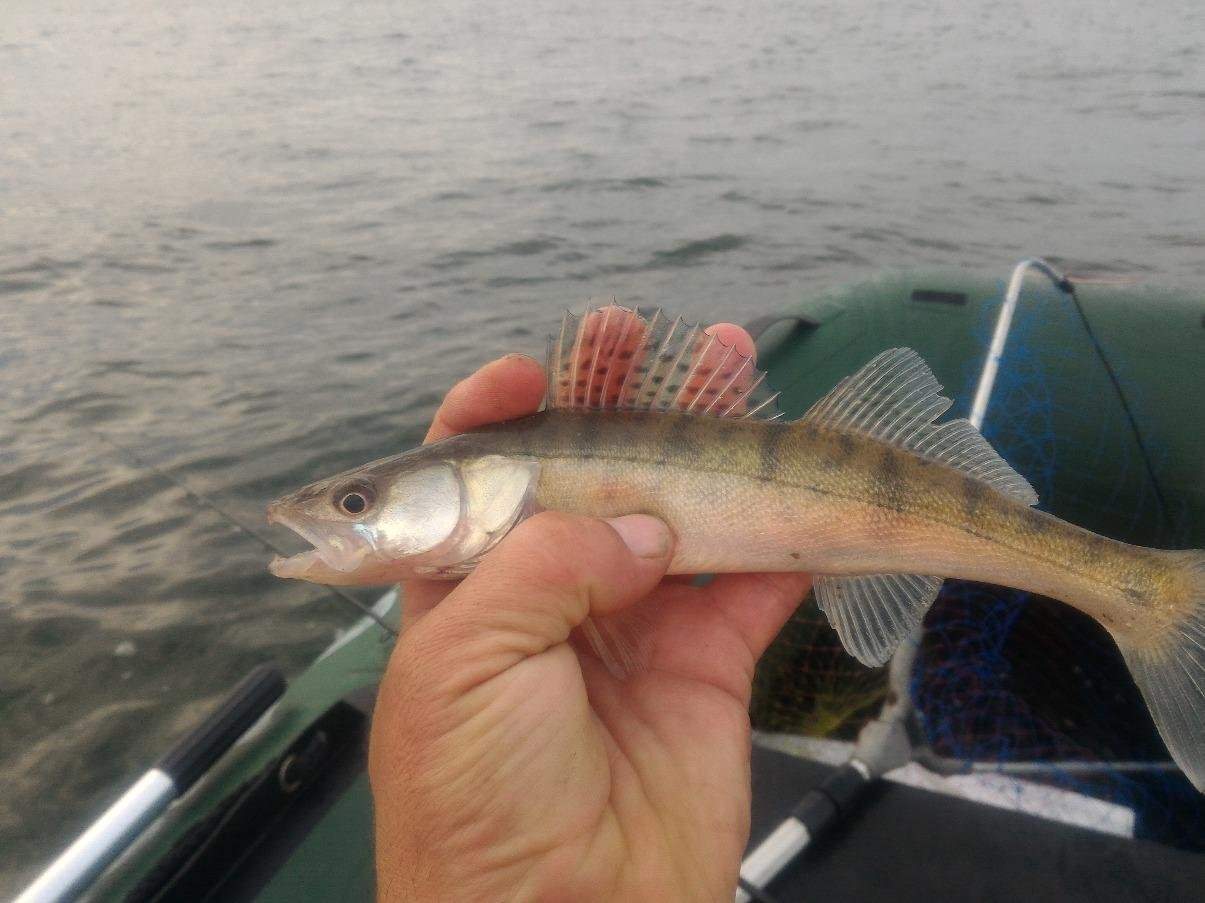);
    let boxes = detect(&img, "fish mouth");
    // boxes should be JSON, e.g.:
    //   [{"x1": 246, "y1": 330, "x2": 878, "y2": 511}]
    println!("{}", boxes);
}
[
  {"x1": 267, "y1": 504, "x2": 371, "y2": 578},
  {"x1": 268, "y1": 548, "x2": 325, "y2": 579}
]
